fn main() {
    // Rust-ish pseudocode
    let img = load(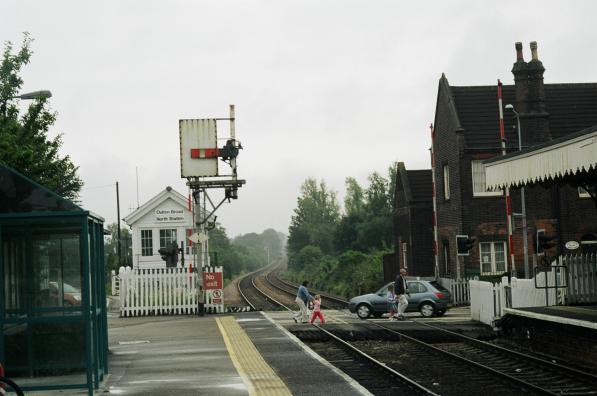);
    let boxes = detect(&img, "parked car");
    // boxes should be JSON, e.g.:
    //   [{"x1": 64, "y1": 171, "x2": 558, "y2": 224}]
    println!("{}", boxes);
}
[
  {"x1": 49, "y1": 281, "x2": 82, "y2": 306},
  {"x1": 348, "y1": 280, "x2": 452, "y2": 319}
]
